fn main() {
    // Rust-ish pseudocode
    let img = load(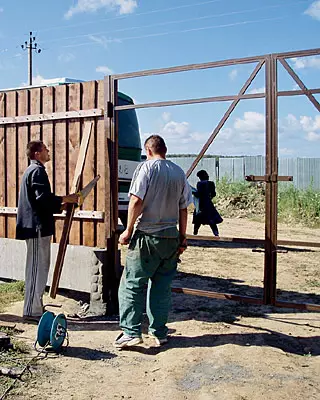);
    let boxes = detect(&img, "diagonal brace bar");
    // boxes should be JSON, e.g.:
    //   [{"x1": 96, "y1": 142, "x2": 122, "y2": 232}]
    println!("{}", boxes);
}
[
  {"x1": 186, "y1": 60, "x2": 265, "y2": 178},
  {"x1": 279, "y1": 59, "x2": 320, "y2": 113}
]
